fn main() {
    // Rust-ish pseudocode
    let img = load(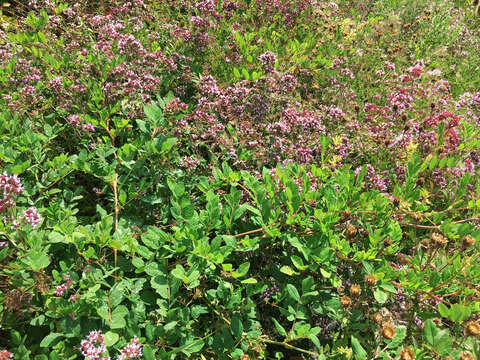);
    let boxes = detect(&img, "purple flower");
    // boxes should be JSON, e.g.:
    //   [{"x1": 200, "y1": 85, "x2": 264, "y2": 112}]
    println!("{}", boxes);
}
[
  {"x1": 23, "y1": 207, "x2": 41, "y2": 228},
  {"x1": 259, "y1": 51, "x2": 276, "y2": 73}
]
